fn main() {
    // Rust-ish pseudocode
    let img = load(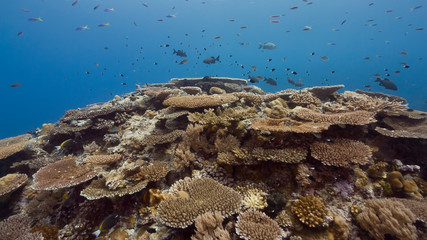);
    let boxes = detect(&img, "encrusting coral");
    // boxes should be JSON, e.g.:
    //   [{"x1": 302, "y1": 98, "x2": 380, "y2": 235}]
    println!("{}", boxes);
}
[
  {"x1": 356, "y1": 198, "x2": 417, "y2": 240},
  {"x1": 235, "y1": 208, "x2": 284, "y2": 240}
]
